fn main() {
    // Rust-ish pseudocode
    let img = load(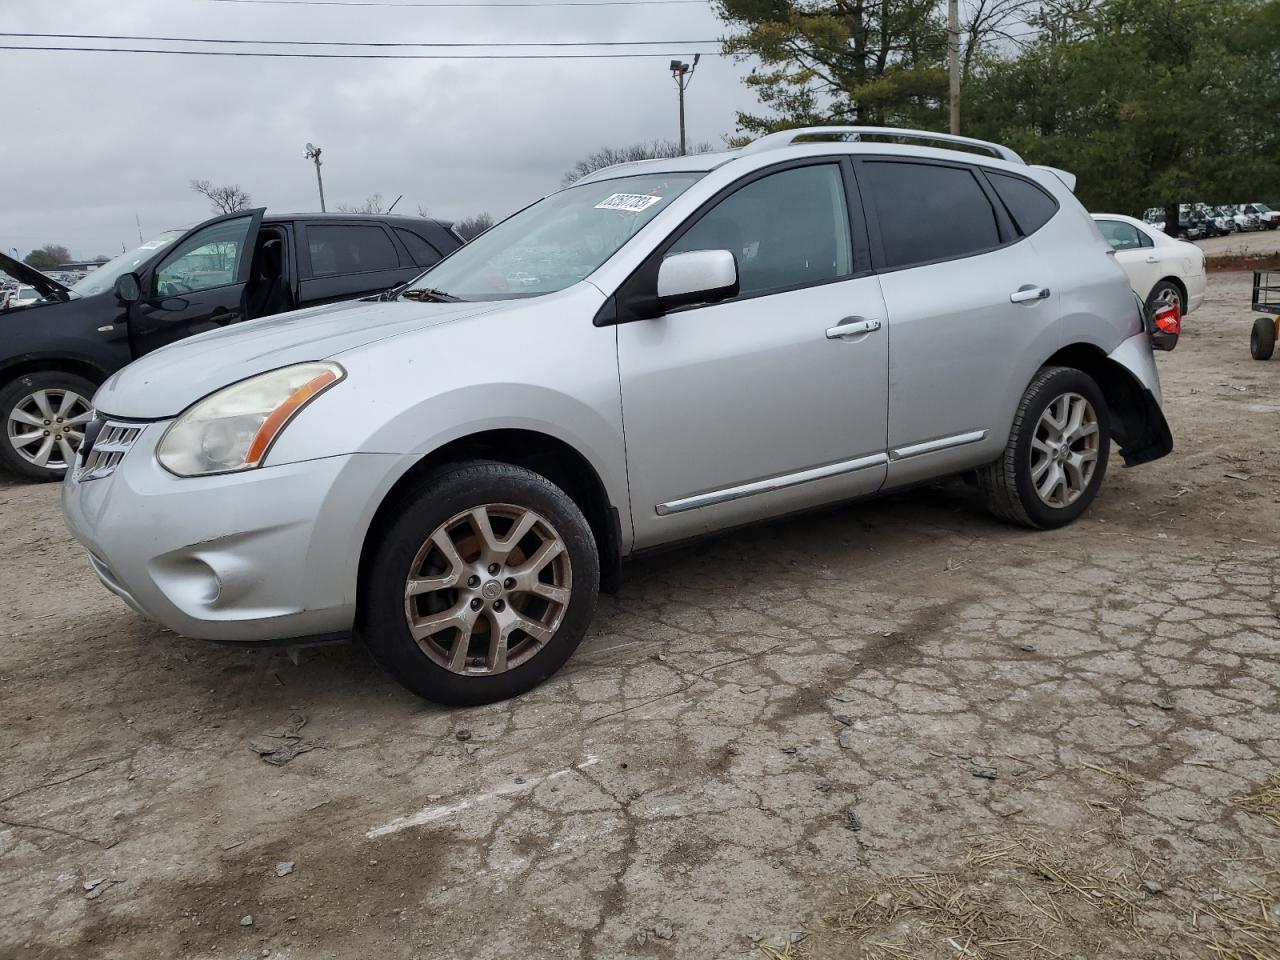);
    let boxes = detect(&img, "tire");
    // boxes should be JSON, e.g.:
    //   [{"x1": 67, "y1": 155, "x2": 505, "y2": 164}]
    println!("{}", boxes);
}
[
  {"x1": 358, "y1": 460, "x2": 600, "y2": 705},
  {"x1": 977, "y1": 366, "x2": 1112, "y2": 530},
  {"x1": 1252, "y1": 316, "x2": 1277, "y2": 361},
  {"x1": 0, "y1": 371, "x2": 97, "y2": 482},
  {"x1": 1145, "y1": 280, "x2": 1183, "y2": 319}
]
